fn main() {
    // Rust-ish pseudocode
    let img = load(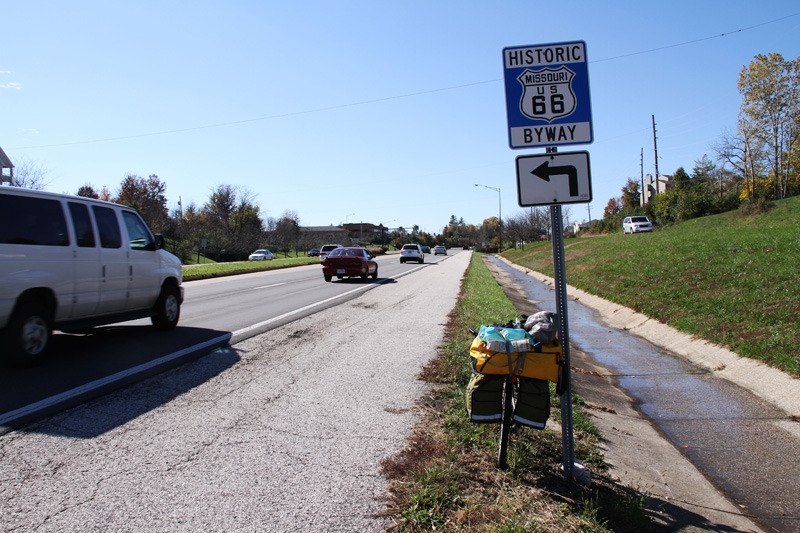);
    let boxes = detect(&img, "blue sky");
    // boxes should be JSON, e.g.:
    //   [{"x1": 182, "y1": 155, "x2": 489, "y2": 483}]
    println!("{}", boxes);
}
[{"x1": 2, "y1": 1, "x2": 799, "y2": 234}]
